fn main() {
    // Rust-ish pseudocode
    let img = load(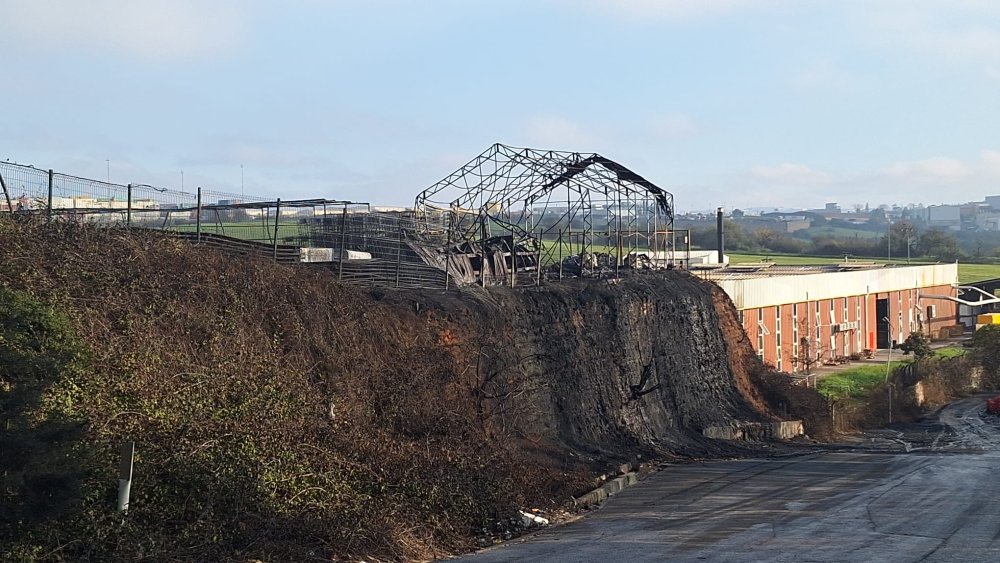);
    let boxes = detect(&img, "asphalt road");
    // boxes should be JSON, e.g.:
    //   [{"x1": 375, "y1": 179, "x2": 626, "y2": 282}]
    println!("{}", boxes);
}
[{"x1": 464, "y1": 396, "x2": 1000, "y2": 562}]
